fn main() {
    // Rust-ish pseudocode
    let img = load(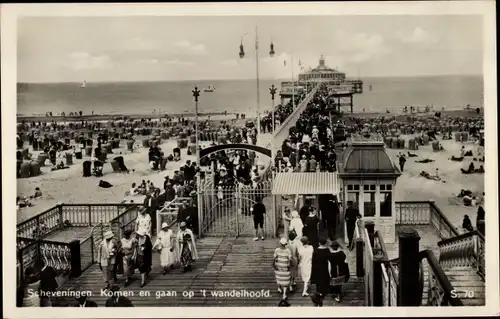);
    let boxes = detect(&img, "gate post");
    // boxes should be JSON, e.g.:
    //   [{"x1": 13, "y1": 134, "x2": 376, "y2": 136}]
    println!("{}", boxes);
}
[
  {"x1": 398, "y1": 227, "x2": 421, "y2": 306},
  {"x1": 236, "y1": 187, "x2": 240, "y2": 237},
  {"x1": 196, "y1": 174, "x2": 203, "y2": 237}
]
